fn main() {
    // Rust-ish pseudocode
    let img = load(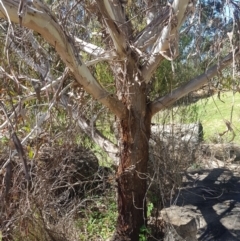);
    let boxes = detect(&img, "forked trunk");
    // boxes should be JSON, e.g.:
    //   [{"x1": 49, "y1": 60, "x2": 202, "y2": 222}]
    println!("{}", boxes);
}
[{"x1": 112, "y1": 64, "x2": 152, "y2": 240}]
